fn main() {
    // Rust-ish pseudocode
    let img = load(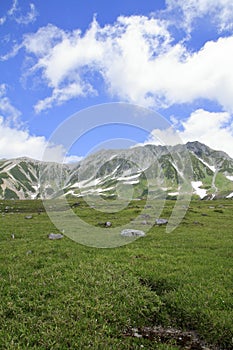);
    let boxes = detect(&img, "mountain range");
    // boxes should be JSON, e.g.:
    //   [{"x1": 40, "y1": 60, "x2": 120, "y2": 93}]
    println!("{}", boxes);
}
[{"x1": 0, "y1": 141, "x2": 233, "y2": 200}]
